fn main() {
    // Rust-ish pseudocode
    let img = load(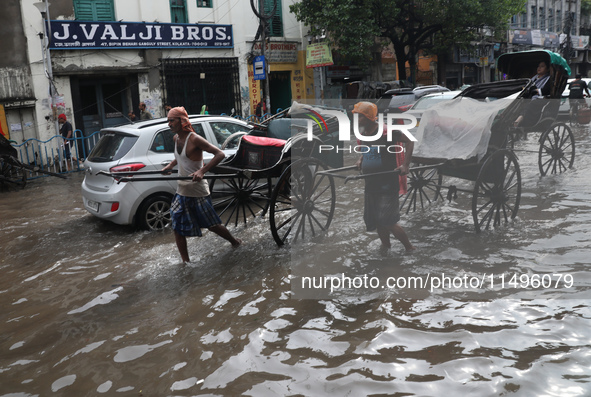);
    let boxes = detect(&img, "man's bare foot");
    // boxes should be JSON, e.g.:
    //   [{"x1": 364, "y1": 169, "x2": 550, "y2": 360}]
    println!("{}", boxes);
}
[{"x1": 232, "y1": 238, "x2": 242, "y2": 248}]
